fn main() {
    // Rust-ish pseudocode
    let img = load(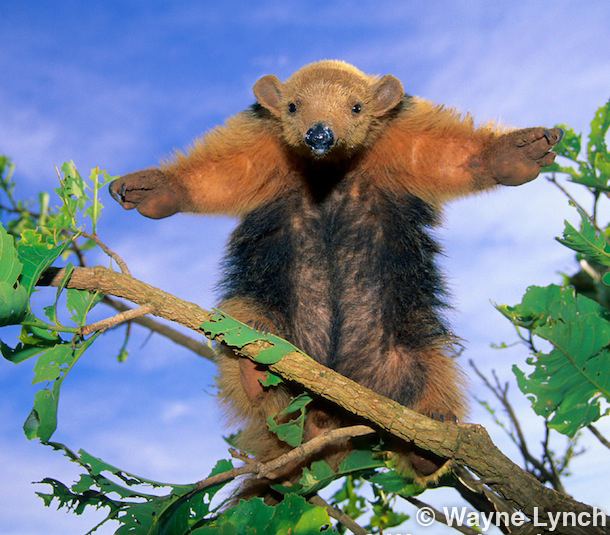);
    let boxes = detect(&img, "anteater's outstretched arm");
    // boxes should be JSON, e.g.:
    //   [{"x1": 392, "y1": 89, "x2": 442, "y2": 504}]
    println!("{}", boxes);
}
[
  {"x1": 109, "y1": 111, "x2": 291, "y2": 219},
  {"x1": 362, "y1": 97, "x2": 563, "y2": 204}
]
